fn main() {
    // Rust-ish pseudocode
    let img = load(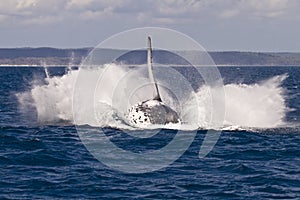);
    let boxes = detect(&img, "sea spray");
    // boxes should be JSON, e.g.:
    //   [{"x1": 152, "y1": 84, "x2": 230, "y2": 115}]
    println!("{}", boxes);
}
[
  {"x1": 17, "y1": 64, "x2": 289, "y2": 129},
  {"x1": 184, "y1": 74, "x2": 288, "y2": 129},
  {"x1": 221, "y1": 74, "x2": 288, "y2": 128}
]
